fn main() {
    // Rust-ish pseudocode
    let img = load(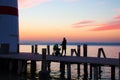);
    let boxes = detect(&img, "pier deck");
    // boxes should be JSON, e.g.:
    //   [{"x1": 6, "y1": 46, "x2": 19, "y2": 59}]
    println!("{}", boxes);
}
[{"x1": 0, "y1": 53, "x2": 119, "y2": 66}]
